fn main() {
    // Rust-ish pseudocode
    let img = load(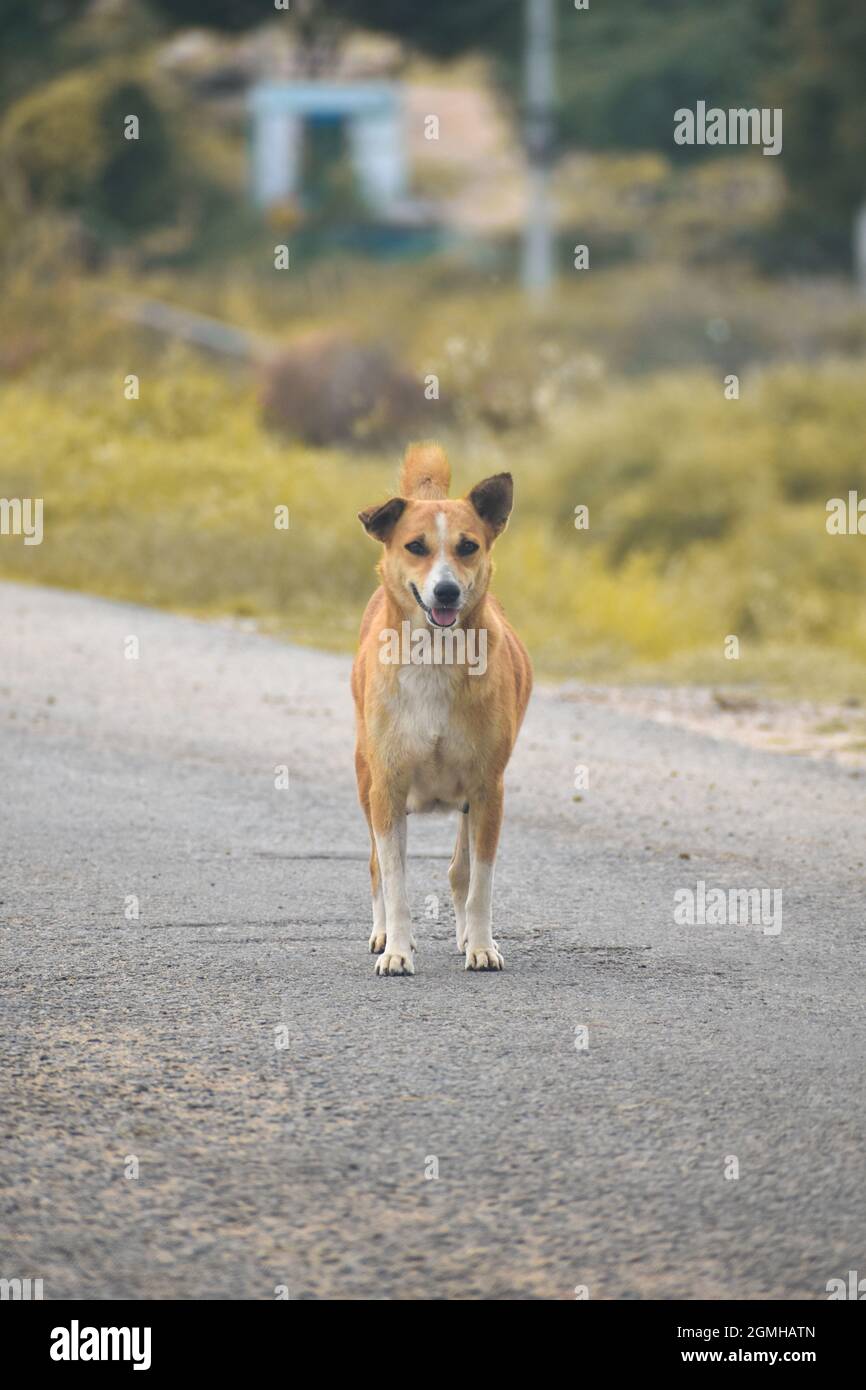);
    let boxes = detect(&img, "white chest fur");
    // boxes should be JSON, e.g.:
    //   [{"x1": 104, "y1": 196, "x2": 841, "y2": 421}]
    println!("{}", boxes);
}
[
  {"x1": 392, "y1": 662, "x2": 456, "y2": 745},
  {"x1": 384, "y1": 663, "x2": 471, "y2": 812}
]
